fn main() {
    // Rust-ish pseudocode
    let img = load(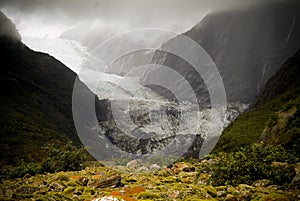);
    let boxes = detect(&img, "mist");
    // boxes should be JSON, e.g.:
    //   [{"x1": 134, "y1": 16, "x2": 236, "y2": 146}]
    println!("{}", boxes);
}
[{"x1": 0, "y1": 0, "x2": 289, "y2": 38}]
